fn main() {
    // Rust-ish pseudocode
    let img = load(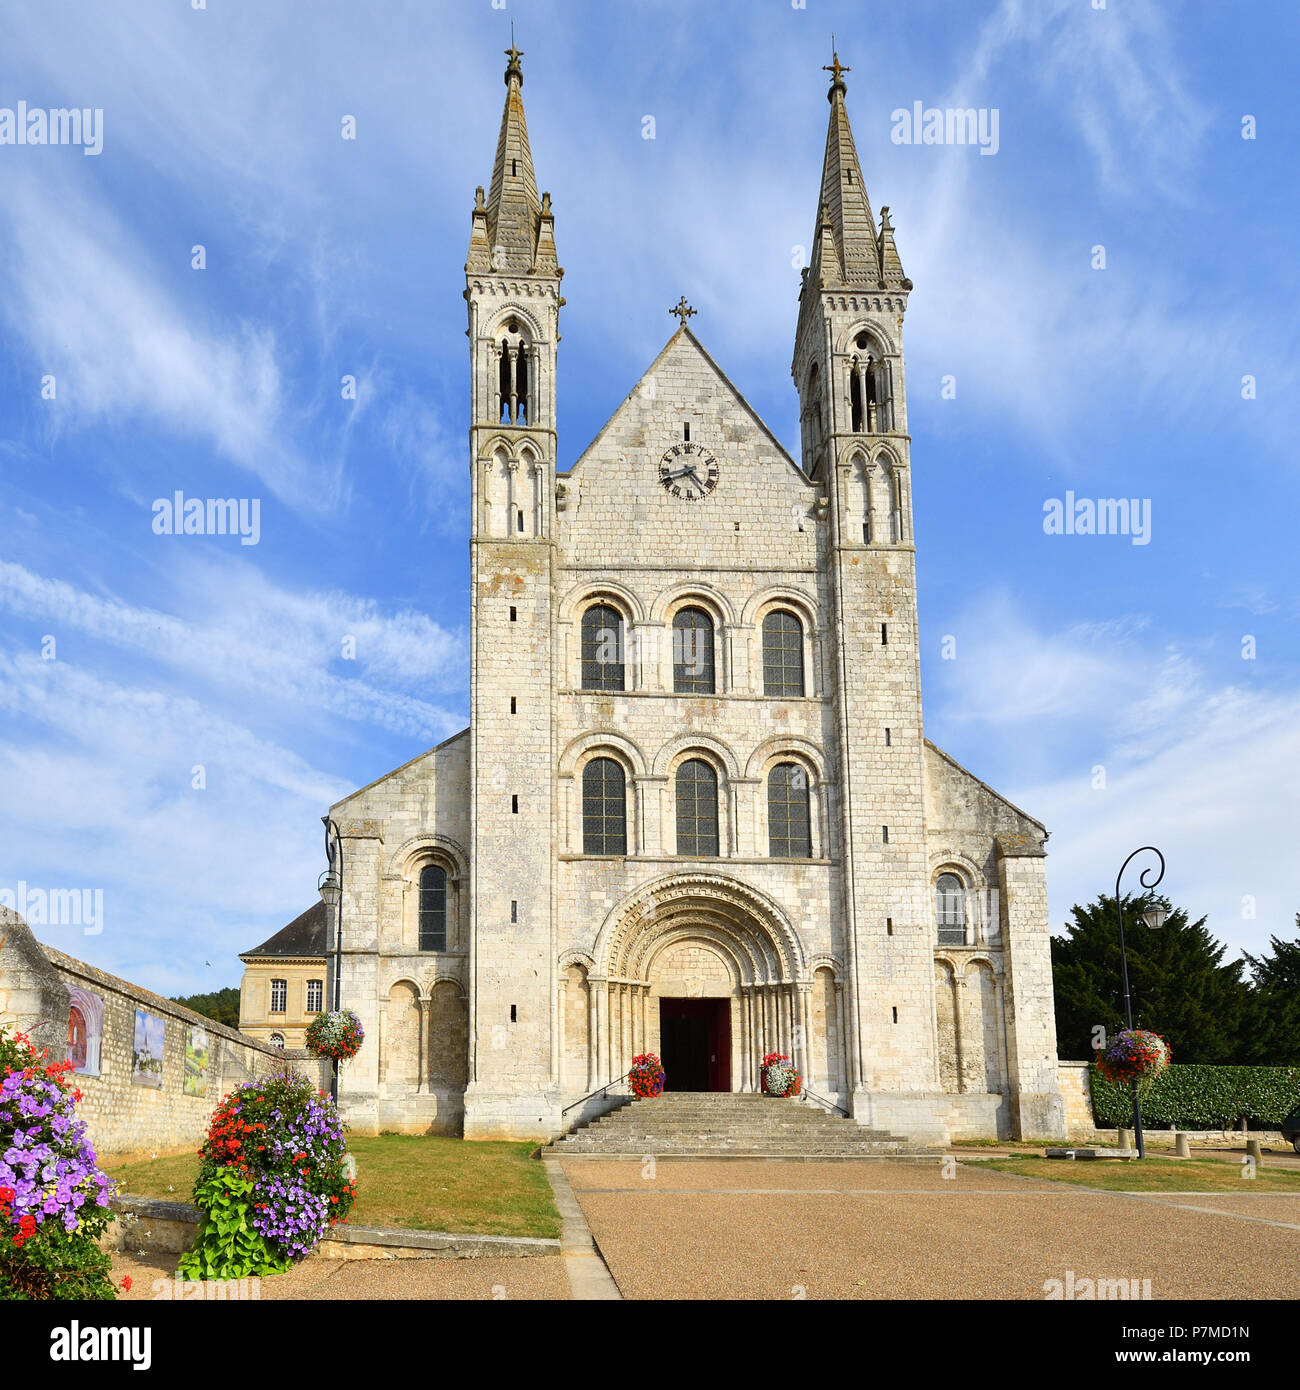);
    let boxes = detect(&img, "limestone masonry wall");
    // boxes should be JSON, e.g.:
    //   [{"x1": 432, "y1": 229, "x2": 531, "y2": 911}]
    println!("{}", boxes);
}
[{"x1": 0, "y1": 907, "x2": 327, "y2": 1158}]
